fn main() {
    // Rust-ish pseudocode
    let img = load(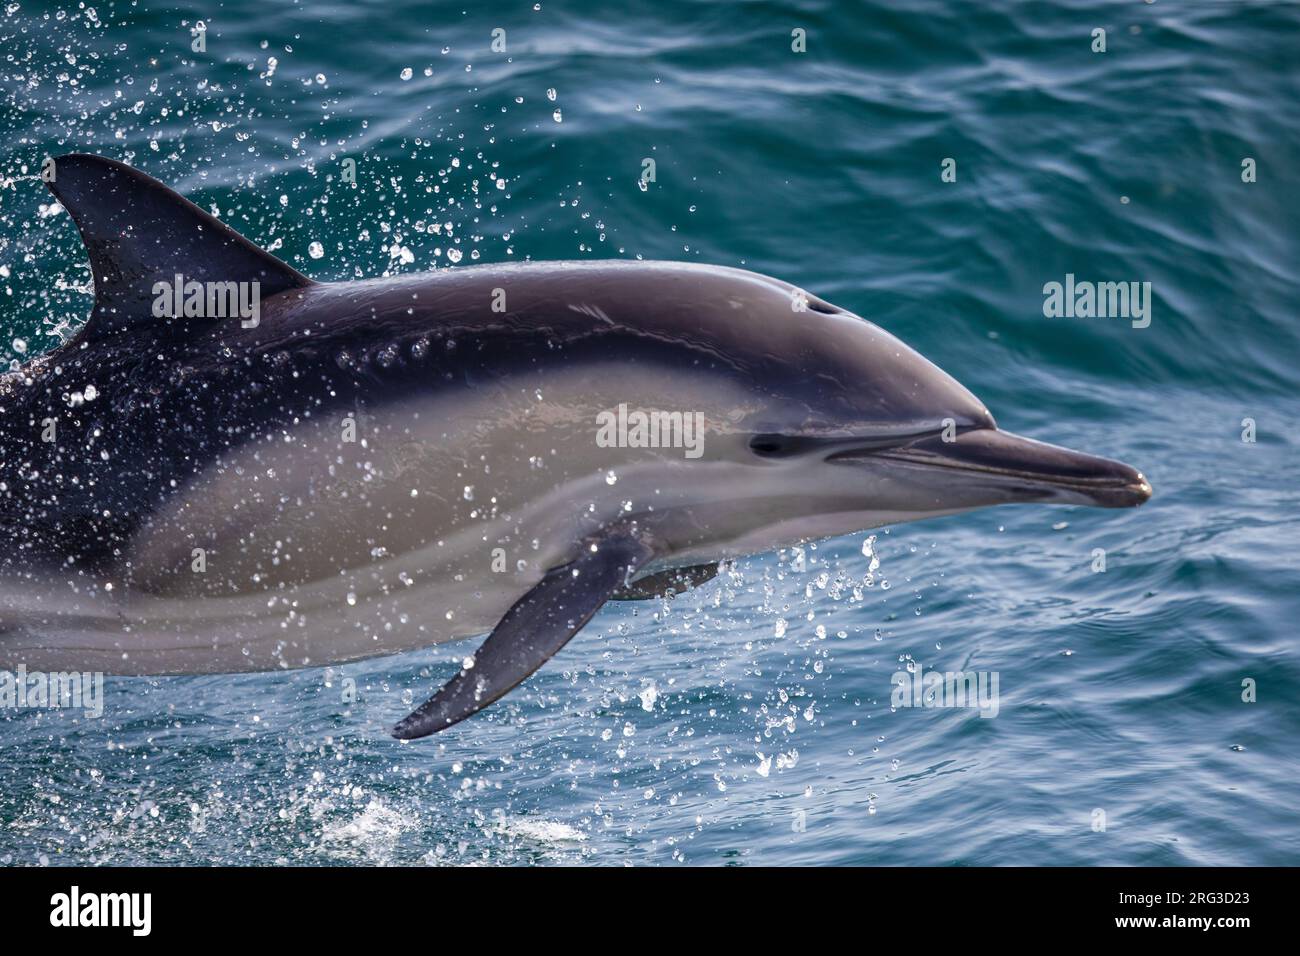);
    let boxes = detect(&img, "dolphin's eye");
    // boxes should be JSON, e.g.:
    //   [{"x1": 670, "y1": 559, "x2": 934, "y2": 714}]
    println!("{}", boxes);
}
[{"x1": 749, "y1": 434, "x2": 798, "y2": 458}]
